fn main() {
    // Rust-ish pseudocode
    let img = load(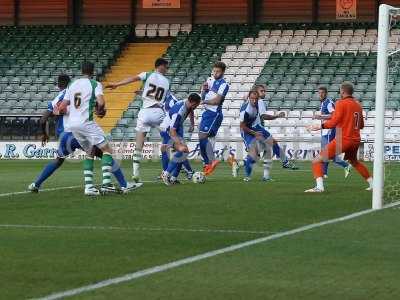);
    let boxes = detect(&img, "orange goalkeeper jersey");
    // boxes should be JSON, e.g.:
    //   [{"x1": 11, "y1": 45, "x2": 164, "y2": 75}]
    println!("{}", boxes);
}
[{"x1": 322, "y1": 96, "x2": 364, "y2": 142}]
